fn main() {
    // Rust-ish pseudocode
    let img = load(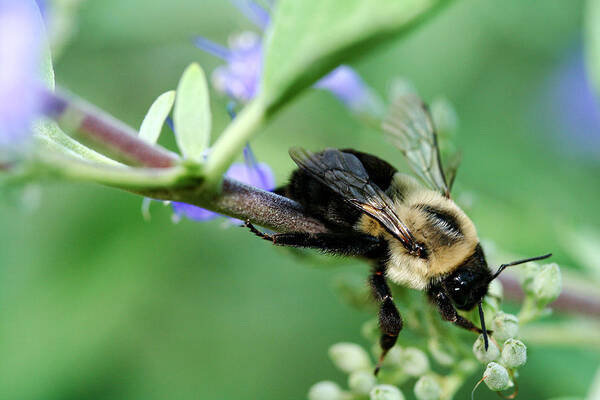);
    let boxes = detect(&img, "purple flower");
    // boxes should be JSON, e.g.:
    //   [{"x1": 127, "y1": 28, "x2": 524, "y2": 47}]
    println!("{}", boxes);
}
[
  {"x1": 196, "y1": 32, "x2": 262, "y2": 102},
  {"x1": 0, "y1": 0, "x2": 44, "y2": 150},
  {"x1": 195, "y1": 1, "x2": 381, "y2": 115},
  {"x1": 172, "y1": 145, "x2": 275, "y2": 222},
  {"x1": 315, "y1": 65, "x2": 383, "y2": 115},
  {"x1": 546, "y1": 49, "x2": 600, "y2": 159}
]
